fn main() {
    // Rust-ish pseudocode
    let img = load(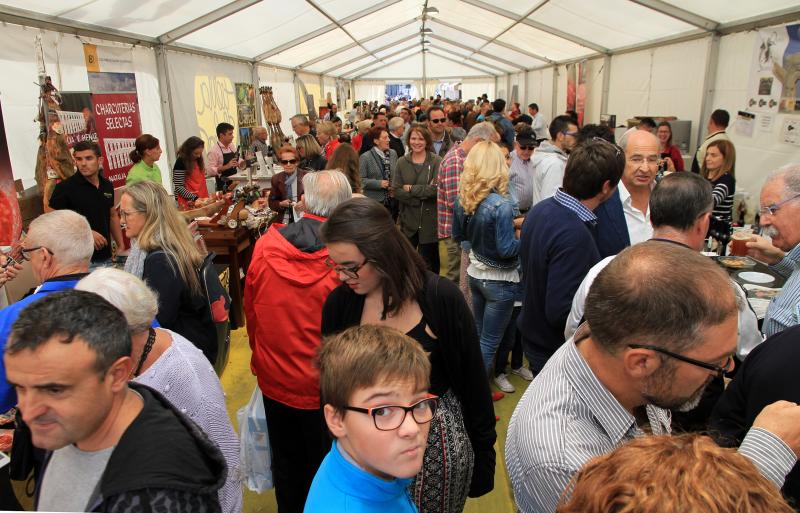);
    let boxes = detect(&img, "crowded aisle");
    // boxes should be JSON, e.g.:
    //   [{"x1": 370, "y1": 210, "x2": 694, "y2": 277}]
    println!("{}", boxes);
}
[{"x1": 1, "y1": 2, "x2": 800, "y2": 513}]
